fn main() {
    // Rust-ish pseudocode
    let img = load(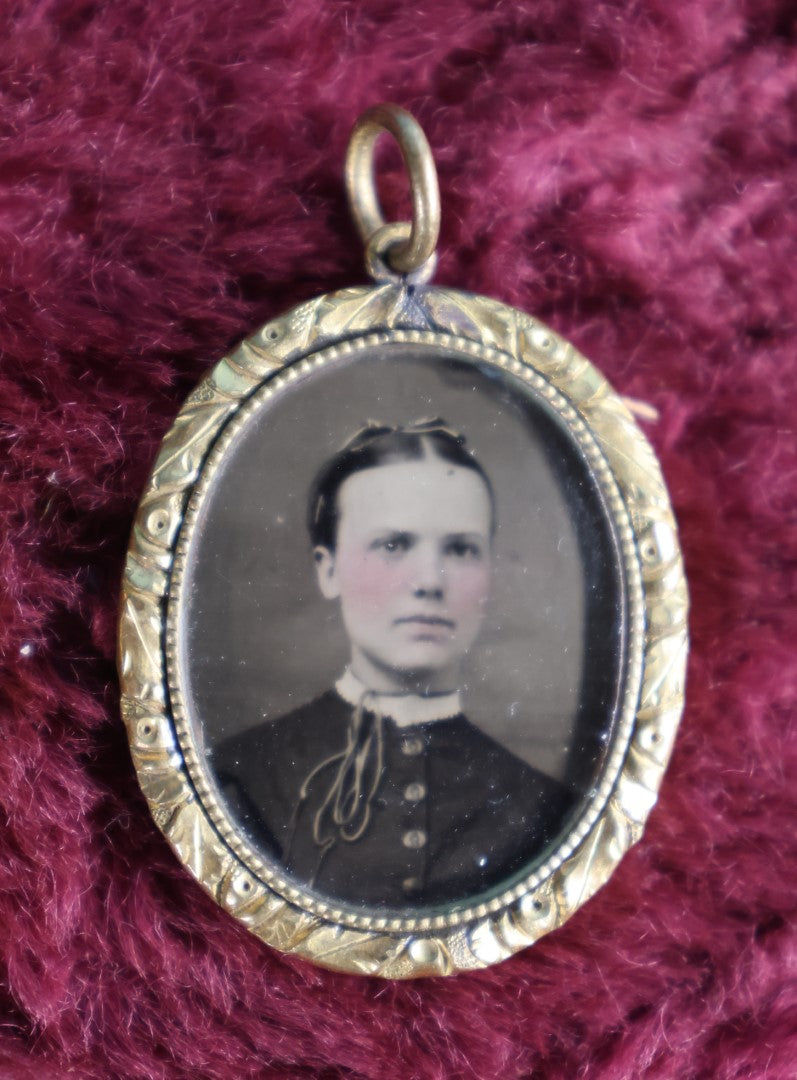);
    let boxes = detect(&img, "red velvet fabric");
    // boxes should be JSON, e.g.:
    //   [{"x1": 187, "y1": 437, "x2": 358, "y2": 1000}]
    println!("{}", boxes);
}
[{"x1": 1, "y1": 1, "x2": 795, "y2": 1076}]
